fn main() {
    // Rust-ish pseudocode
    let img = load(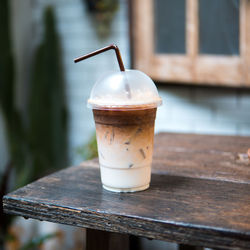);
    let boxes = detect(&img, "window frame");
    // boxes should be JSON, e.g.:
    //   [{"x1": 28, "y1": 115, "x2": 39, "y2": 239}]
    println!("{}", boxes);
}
[{"x1": 131, "y1": 0, "x2": 250, "y2": 87}]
